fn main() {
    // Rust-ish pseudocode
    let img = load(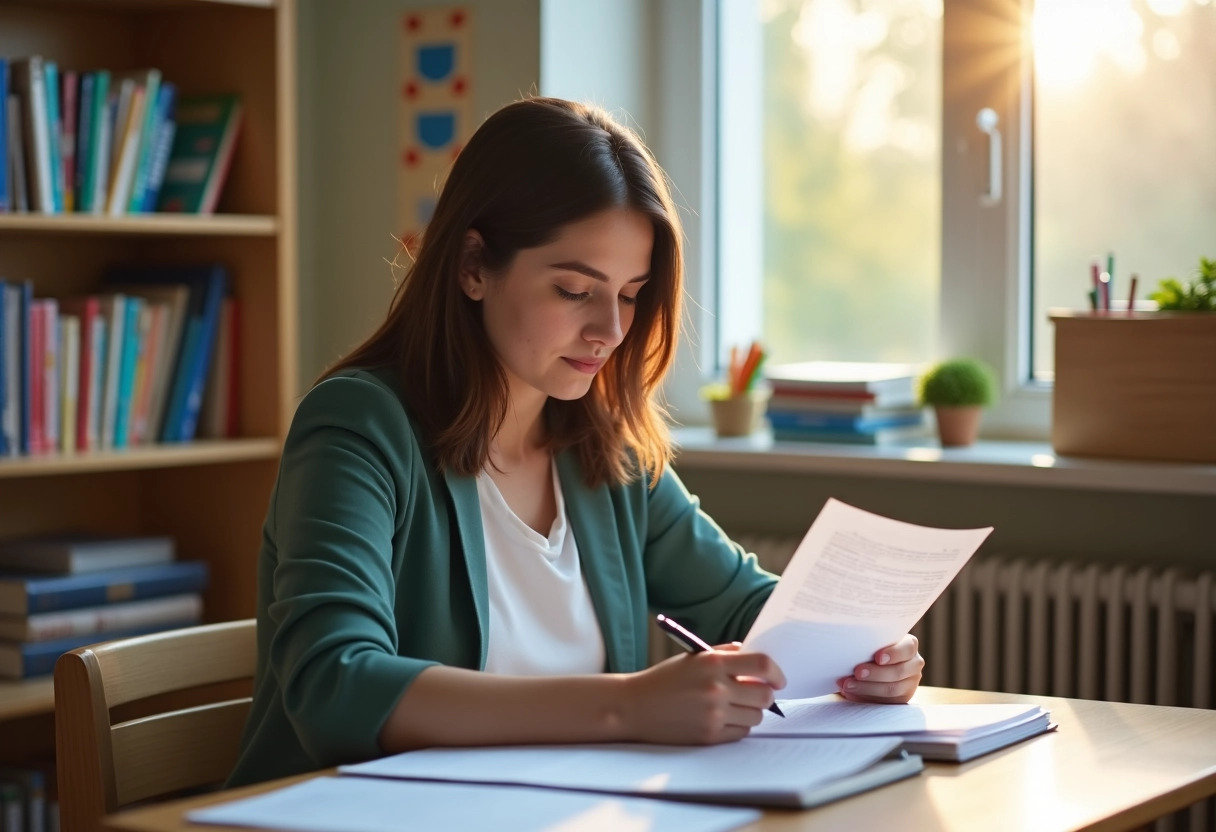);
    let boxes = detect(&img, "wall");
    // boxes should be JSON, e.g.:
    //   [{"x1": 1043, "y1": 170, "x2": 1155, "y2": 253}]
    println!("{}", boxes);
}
[
  {"x1": 296, "y1": 0, "x2": 542, "y2": 390},
  {"x1": 673, "y1": 465, "x2": 1215, "y2": 570}
]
